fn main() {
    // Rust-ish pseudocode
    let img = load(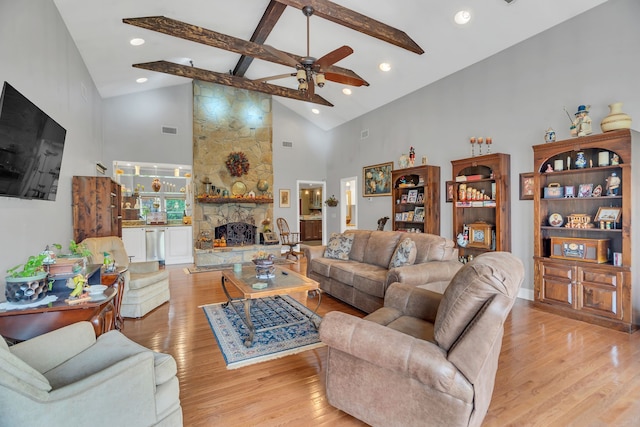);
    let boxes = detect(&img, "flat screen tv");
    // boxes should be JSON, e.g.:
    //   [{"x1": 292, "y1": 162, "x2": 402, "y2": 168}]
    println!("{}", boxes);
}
[{"x1": 0, "y1": 81, "x2": 66, "y2": 200}]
